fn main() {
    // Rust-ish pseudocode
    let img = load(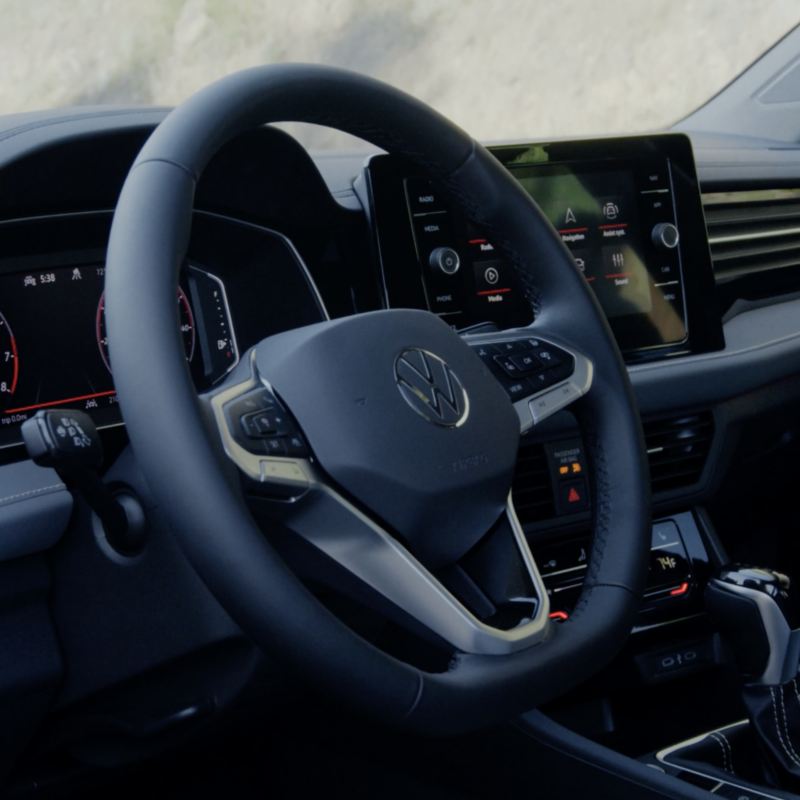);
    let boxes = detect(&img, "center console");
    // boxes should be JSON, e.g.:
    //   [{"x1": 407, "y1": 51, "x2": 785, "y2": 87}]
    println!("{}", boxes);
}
[
  {"x1": 365, "y1": 132, "x2": 724, "y2": 362},
  {"x1": 366, "y1": 134, "x2": 746, "y2": 797}
]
